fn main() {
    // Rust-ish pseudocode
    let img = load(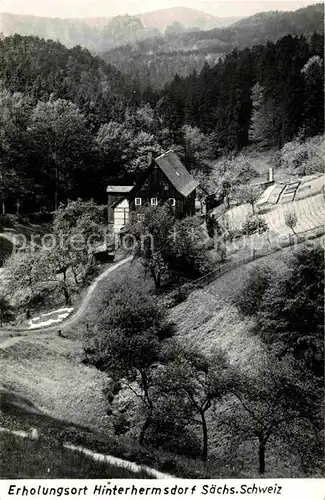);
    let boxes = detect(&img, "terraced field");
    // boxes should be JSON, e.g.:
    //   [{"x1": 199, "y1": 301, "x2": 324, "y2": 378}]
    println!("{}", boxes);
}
[
  {"x1": 265, "y1": 193, "x2": 324, "y2": 235},
  {"x1": 226, "y1": 192, "x2": 324, "y2": 237}
]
